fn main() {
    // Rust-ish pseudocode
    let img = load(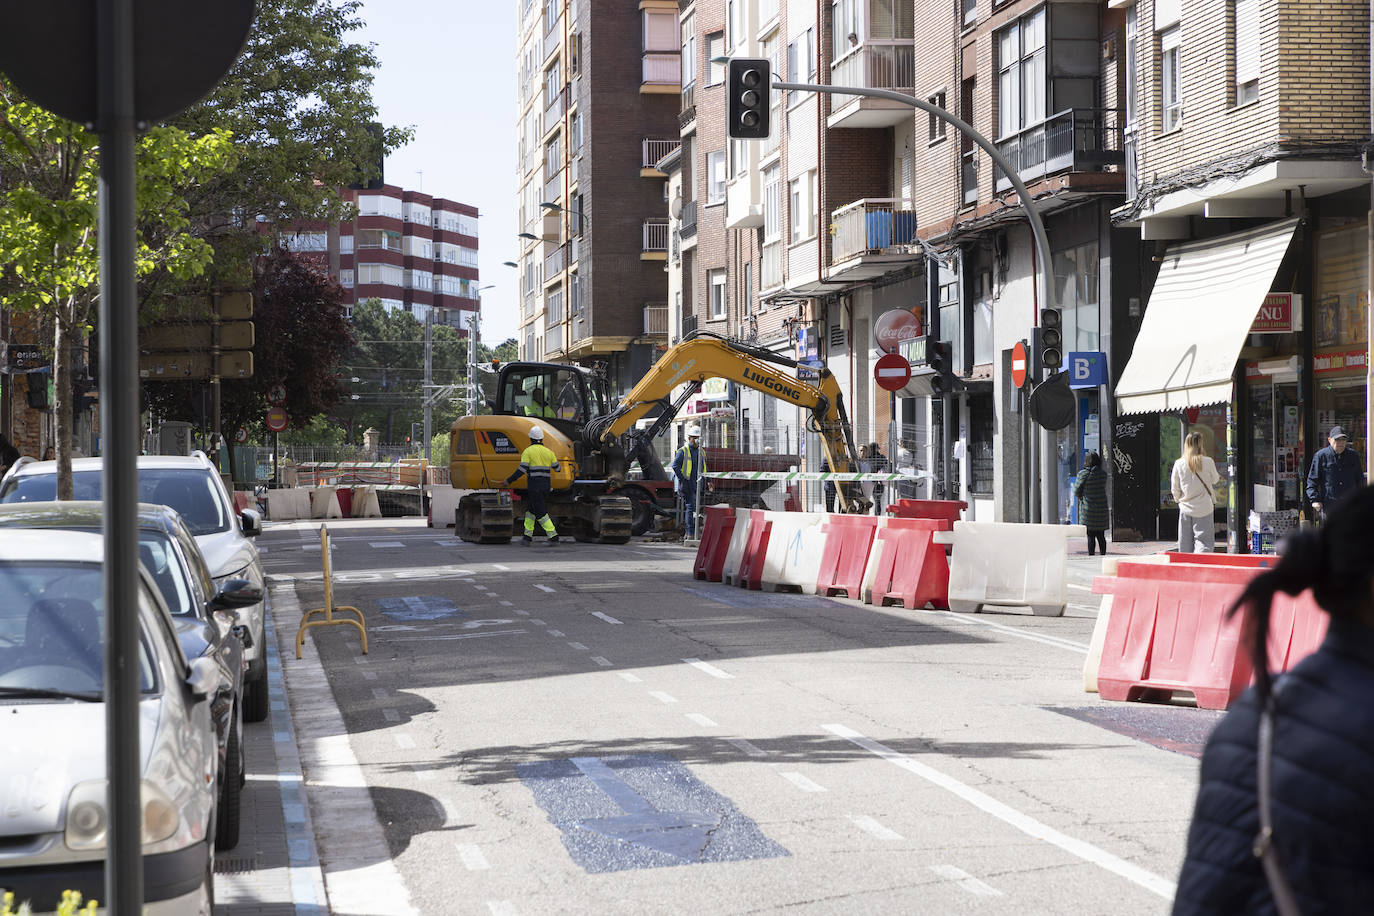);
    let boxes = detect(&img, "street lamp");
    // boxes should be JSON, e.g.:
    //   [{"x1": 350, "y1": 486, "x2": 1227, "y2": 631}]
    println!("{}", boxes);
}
[
  {"x1": 539, "y1": 200, "x2": 588, "y2": 231},
  {"x1": 468, "y1": 285, "x2": 495, "y2": 418}
]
